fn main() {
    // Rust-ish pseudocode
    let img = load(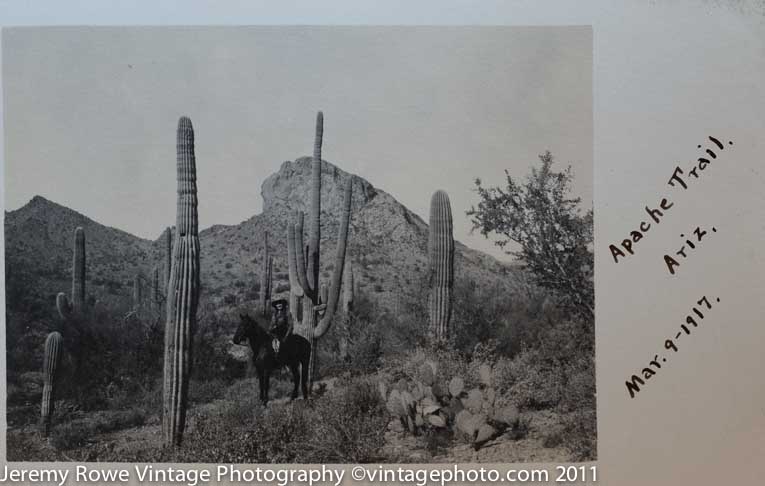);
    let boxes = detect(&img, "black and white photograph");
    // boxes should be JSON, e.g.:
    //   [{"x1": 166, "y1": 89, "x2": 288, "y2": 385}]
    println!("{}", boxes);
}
[{"x1": 3, "y1": 26, "x2": 594, "y2": 463}]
